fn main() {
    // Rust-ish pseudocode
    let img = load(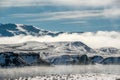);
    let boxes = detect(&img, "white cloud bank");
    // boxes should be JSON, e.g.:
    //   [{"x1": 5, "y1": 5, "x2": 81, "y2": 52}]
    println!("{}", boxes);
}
[
  {"x1": 103, "y1": 8, "x2": 120, "y2": 18},
  {"x1": 0, "y1": 31, "x2": 120, "y2": 49}
]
